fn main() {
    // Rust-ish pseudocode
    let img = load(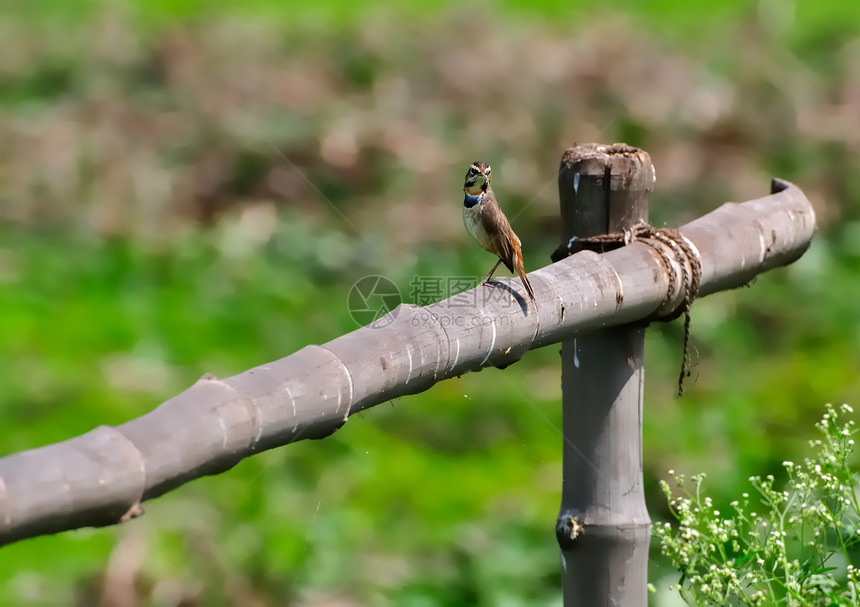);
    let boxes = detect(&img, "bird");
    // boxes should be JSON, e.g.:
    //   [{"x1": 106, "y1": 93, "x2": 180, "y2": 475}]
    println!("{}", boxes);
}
[{"x1": 462, "y1": 161, "x2": 535, "y2": 301}]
